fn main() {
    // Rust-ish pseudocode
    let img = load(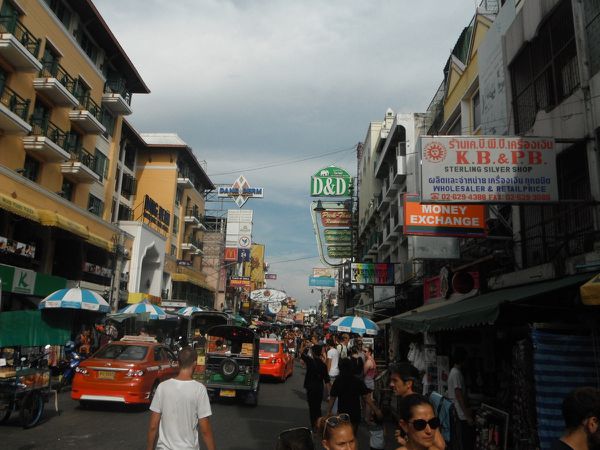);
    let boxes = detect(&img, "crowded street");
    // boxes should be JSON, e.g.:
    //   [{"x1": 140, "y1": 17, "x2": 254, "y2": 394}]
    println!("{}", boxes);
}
[{"x1": 0, "y1": 359, "x2": 383, "y2": 450}]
